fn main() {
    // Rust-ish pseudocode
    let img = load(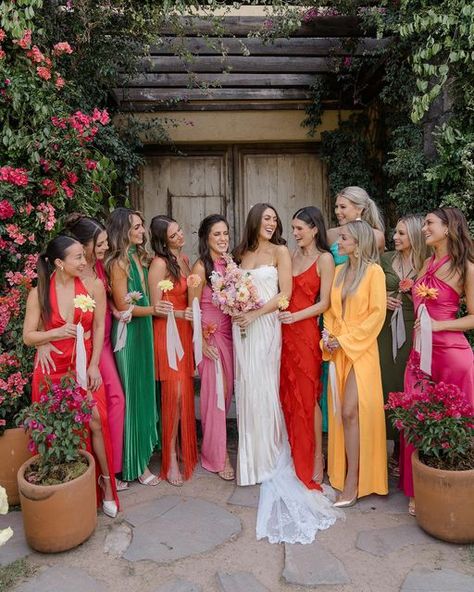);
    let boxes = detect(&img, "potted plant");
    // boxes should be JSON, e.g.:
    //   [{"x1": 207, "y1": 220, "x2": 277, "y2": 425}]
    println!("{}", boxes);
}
[
  {"x1": 16, "y1": 376, "x2": 97, "y2": 553},
  {"x1": 387, "y1": 379, "x2": 474, "y2": 543},
  {"x1": 0, "y1": 349, "x2": 33, "y2": 505}
]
